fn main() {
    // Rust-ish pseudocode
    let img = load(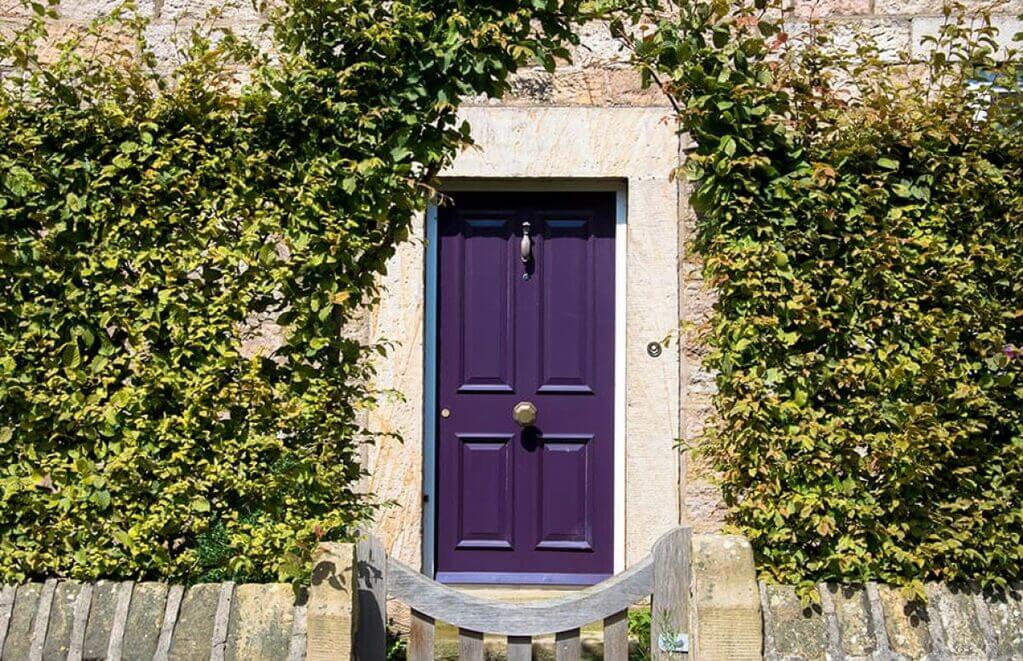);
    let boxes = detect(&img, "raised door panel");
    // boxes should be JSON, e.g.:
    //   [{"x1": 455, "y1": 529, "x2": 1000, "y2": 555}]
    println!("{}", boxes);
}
[
  {"x1": 456, "y1": 434, "x2": 514, "y2": 550},
  {"x1": 536, "y1": 435, "x2": 594, "y2": 551},
  {"x1": 459, "y1": 218, "x2": 515, "y2": 393},
  {"x1": 538, "y1": 218, "x2": 596, "y2": 394}
]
